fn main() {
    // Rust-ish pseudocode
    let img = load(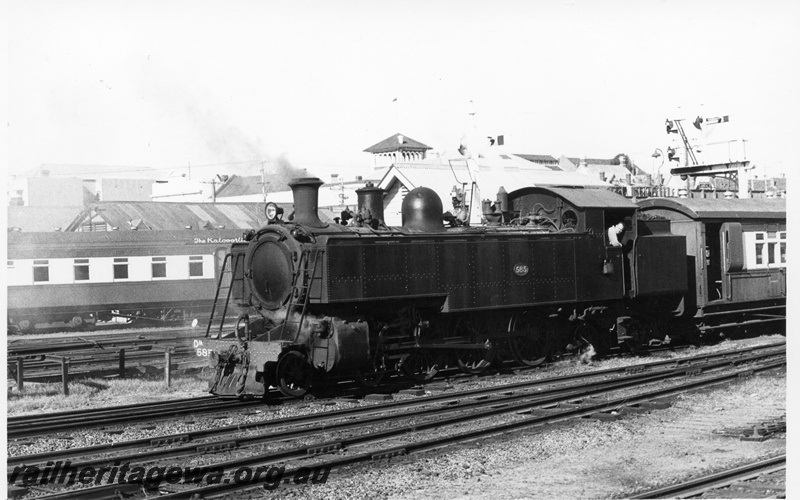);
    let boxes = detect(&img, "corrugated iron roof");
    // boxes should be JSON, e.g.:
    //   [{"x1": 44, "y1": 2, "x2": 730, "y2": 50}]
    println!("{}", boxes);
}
[
  {"x1": 9, "y1": 200, "x2": 340, "y2": 233},
  {"x1": 515, "y1": 154, "x2": 562, "y2": 171},
  {"x1": 515, "y1": 154, "x2": 558, "y2": 162},
  {"x1": 637, "y1": 197, "x2": 786, "y2": 220},
  {"x1": 60, "y1": 202, "x2": 271, "y2": 231}
]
